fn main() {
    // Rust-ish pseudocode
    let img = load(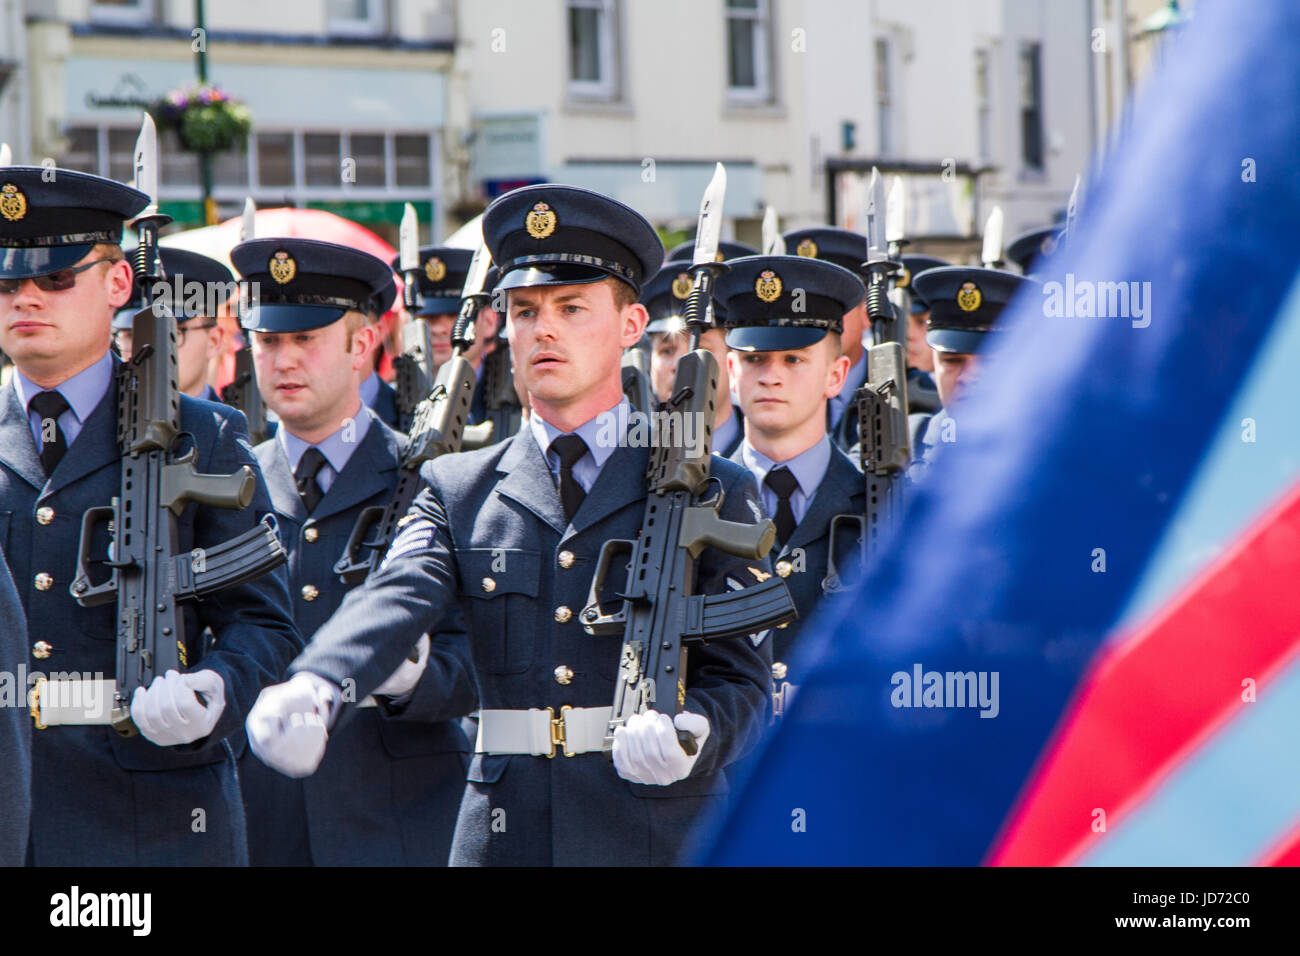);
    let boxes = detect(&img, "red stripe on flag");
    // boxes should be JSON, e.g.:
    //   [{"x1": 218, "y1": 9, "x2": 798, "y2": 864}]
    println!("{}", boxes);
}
[
  {"x1": 1254, "y1": 817, "x2": 1300, "y2": 866},
  {"x1": 988, "y1": 477, "x2": 1300, "y2": 866}
]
